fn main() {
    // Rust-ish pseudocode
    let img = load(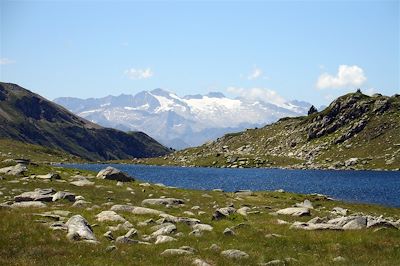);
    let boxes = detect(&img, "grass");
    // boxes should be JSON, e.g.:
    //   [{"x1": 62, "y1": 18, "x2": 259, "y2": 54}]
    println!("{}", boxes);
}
[{"x1": 1, "y1": 163, "x2": 399, "y2": 265}]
